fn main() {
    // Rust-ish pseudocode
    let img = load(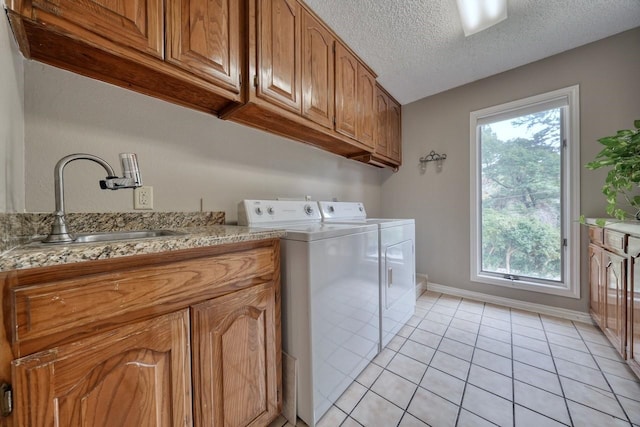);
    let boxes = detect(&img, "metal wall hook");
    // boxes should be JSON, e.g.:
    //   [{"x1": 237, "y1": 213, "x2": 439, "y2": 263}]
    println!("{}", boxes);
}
[{"x1": 419, "y1": 150, "x2": 447, "y2": 164}]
